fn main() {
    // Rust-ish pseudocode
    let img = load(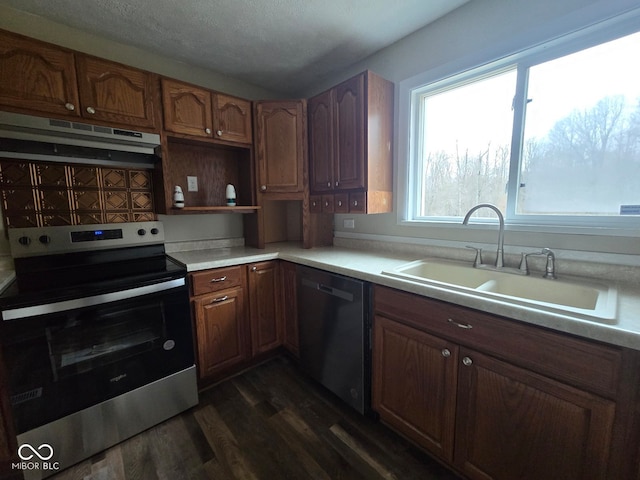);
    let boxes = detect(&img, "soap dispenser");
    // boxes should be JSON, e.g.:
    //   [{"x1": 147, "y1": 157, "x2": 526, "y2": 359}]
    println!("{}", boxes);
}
[
  {"x1": 173, "y1": 186, "x2": 185, "y2": 208},
  {"x1": 226, "y1": 184, "x2": 236, "y2": 206}
]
